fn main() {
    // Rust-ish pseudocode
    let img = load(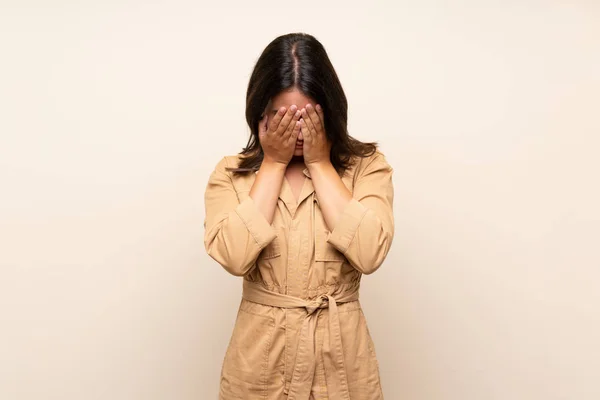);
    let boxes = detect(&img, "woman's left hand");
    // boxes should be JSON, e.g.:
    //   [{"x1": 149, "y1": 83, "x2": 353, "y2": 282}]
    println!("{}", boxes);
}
[{"x1": 300, "y1": 104, "x2": 332, "y2": 165}]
